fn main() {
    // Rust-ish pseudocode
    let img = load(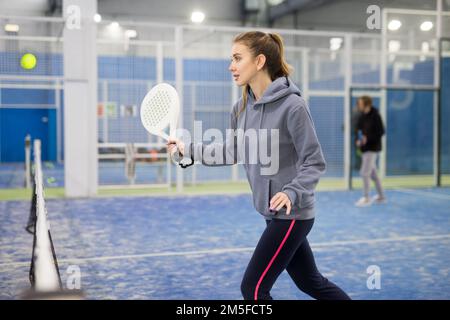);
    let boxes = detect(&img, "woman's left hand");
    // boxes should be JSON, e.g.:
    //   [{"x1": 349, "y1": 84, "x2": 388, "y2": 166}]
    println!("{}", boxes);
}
[
  {"x1": 361, "y1": 135, "x2": 367, "y2": 146},
  {"x1": 269, "y1": 192, "x2": 292, "y2": 215}
]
